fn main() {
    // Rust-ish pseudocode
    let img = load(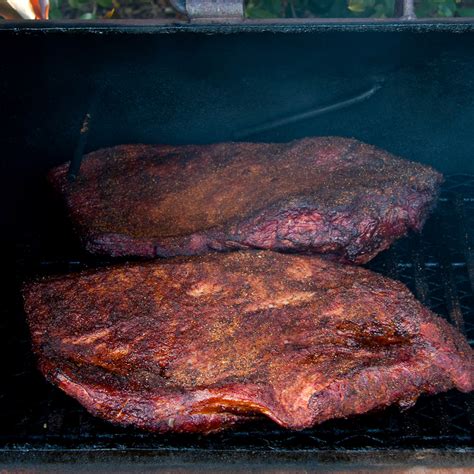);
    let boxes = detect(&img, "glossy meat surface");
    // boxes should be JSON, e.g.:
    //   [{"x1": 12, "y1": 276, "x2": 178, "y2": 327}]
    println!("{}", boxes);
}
[
  {"x1": 49, "y1": 137, "x2": 443, "y2": 263},
  {"x1": 23, "y1": 251, "x2": 473, "y2": 433}
]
